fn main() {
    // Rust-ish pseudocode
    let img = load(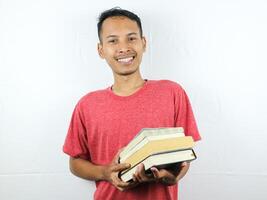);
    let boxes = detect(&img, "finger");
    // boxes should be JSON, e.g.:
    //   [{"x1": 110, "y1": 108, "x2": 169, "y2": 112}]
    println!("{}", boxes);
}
[
  {"x1": 177, "y1": 162, "x2": 190, "y2": 181},
  {"x1": 116, "y1": 179, "x2": 135, "y2": 189},
  {"x1": 117, "y1": 181, "x2": 138, "y2": 191},
  {"x1": 112, "y1": 163, "x2": 131, "y2": 172},
  {"x1": 117, "y1": 181, "x2": 131, "y2": 187},
  {"x1": 135, "y1": 164, "x2": 154, "y2": 182},
  {"x1": 157, "y1": 169, "x2": 169, "y2": 179},
  {"x1": 114, "y1": 176, "x2": 131, "y2": 187},
  {"x1": 178, "y1": 162, "x2": 190, "y2": 176},
  {"x1": 132, "y1": 174, "x2": 137, "y2": 182},
  {"x1": 117, "y1": 187, "x2": 124, "y2": 191},
  {"x1": 134, "y1": 164, "x2": 142, "y2": 182},
  {"x1": 134, "y1": 164, "x2": 147, "y2": 182},
  {"x1": 156, "y1": 168, "x2": 177, "y2": 181},
  {"x1": 150, "y1": 167, "x2": 160, "y2": 179},
  {"x1": 139, "y1": 164, "x2": 146, "y2": 176},
  {"x1": 157, "y1": 169, "x2": 177, "y2": 185},
  {"x1": 138, "y1": 164, "x2": 150, "y2": 181},
  {"x1": 181, "y1": 161, "x2": 188, "y2": 167}
]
